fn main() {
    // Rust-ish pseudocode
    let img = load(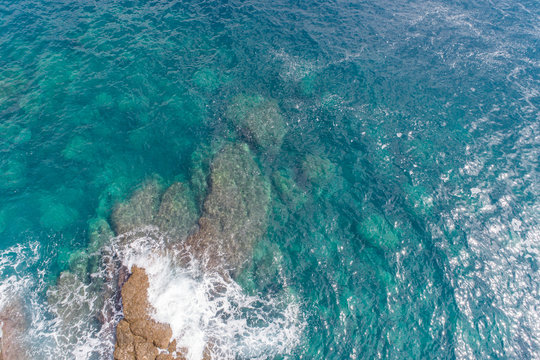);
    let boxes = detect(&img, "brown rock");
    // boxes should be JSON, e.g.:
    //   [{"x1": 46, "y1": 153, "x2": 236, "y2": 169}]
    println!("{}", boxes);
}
[
  {"x1": 0, "y1": 298, "x2": 29, "y2": 360},
  {"x1": 167, "y1": 339, "x2": 176, "y2": 353},
  {"x1": 155, "y1": 354, "x2": 173, "y2": 360},
  {"x1": 114, "y1": 266, "x2": 174, "y2": 360},
  {"x1": 116, "y1": 320, "x2": 133, "y2": 348},
  {"x1": 134, "y1": 339, "x2": 158, "y2": 360},
  {"x1": 120, "y1": 266, "x2": 150, "y2": 323},
  {"x1": 155, "y1": 354, "x2": 188, "y2": 360},
  {"x1": 114, "y1": 343, "x2": 135, "y2": 360},
  {"x1": 202, "y1": 343, "x2": 213, "y2": 360},
  {"x1": 130, "y1": 319, "x2": 172, "y2": 349}
]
